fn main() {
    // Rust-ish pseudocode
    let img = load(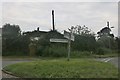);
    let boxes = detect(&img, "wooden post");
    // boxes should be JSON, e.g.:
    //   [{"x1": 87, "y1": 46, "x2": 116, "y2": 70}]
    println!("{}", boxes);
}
[
  {"x1": 67, "y1": 31, "x2": 72, "y2": 61},
  {"x1": 67, "y1": 38, "x2": 71, "y2": 61},
  {"x1": 29, "y1": 42, "x2": 36, "y2": 56}
]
